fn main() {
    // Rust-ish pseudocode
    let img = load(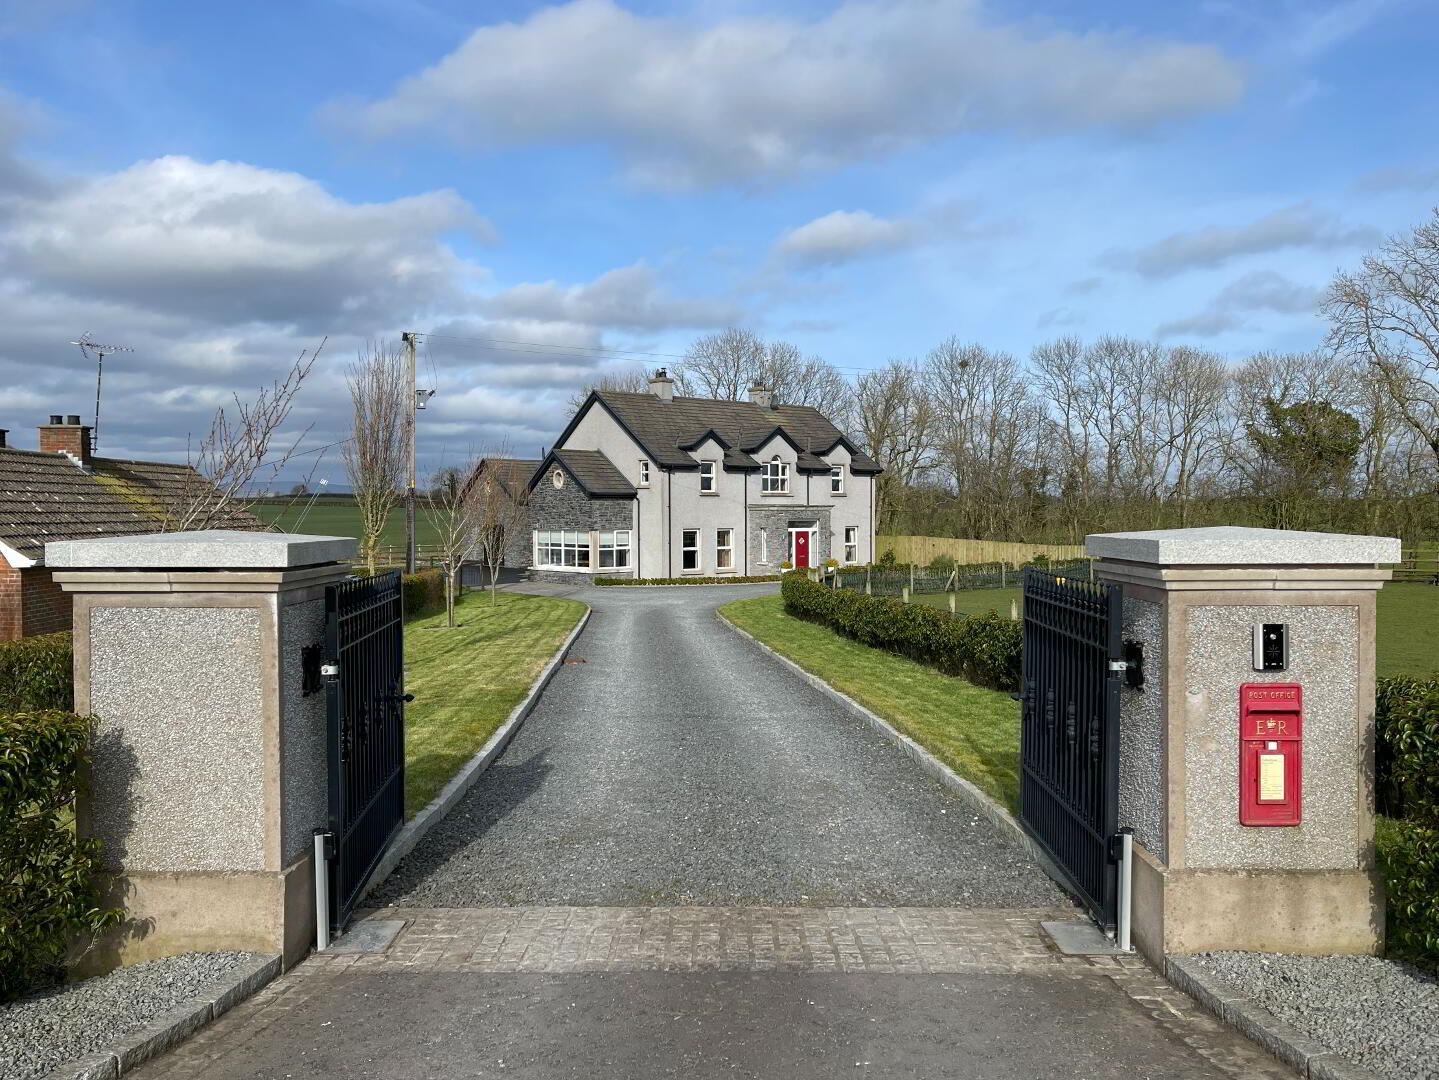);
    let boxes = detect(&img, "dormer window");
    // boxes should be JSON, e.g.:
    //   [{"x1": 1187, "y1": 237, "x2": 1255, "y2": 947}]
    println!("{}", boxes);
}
[
  {"x1": 761, "y1": 456, "x2": 789, "y2": 494},
  {"x1": 699, "y1": 460, "x2": 717, "y2": 493},
  {"x1": 830, "y1": 464, "x2": 844, "y2": 494}
]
